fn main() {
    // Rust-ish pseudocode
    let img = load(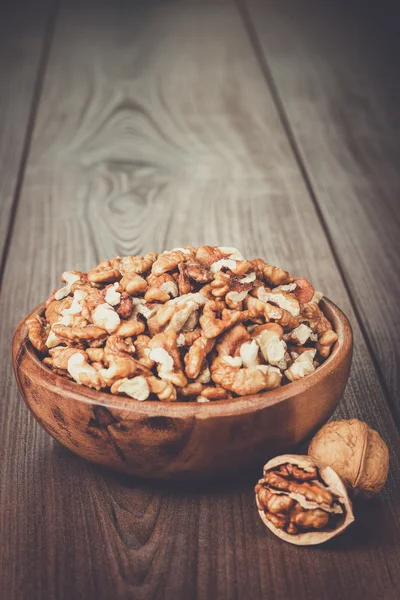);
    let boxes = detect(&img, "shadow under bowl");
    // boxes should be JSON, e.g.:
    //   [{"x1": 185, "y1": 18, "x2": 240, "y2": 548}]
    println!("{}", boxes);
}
[{"x1": 12, "y1": 298, "x2": 352, "y2": 480}]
